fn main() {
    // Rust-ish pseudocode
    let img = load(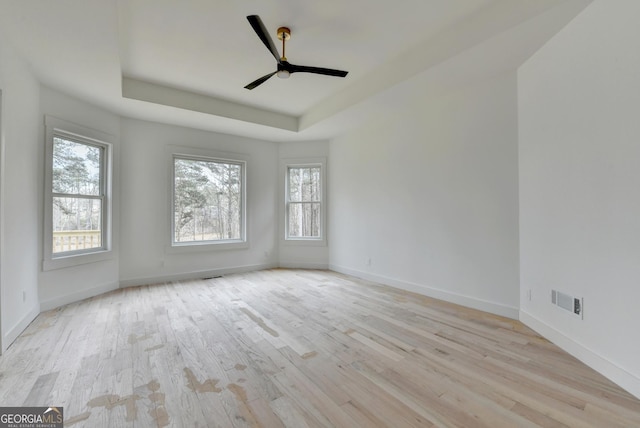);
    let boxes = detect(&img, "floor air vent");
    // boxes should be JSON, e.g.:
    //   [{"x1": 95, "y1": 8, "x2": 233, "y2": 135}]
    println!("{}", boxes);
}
[{"x1": 551, "y1": 290, "x2": 583, "y2": 319}]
